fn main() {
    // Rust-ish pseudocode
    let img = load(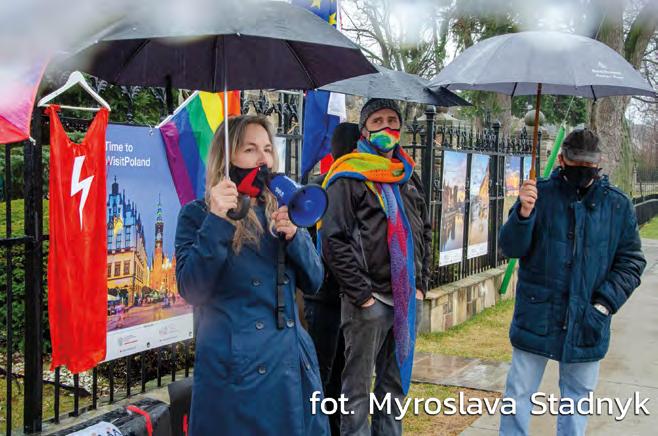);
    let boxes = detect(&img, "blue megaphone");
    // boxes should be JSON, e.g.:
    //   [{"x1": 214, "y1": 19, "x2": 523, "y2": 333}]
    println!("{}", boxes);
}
[{"x1": 268, "y1": 174, "x2": 328, "y2": 228}]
